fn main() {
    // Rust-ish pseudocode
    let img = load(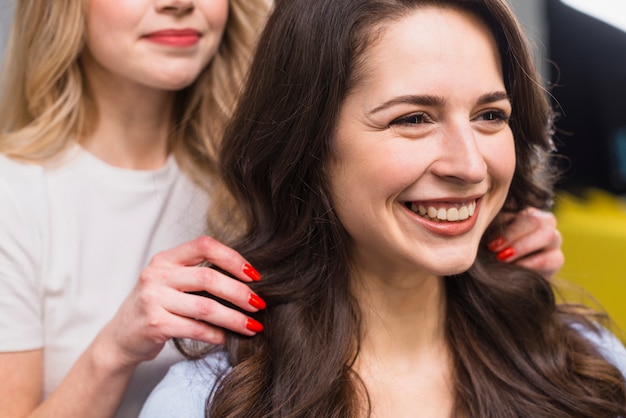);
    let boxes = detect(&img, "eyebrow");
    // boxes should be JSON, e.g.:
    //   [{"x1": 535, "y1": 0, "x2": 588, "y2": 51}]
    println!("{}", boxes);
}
[{"x1": 368, "y1": 91, "x2": 511, "y2": 115}]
